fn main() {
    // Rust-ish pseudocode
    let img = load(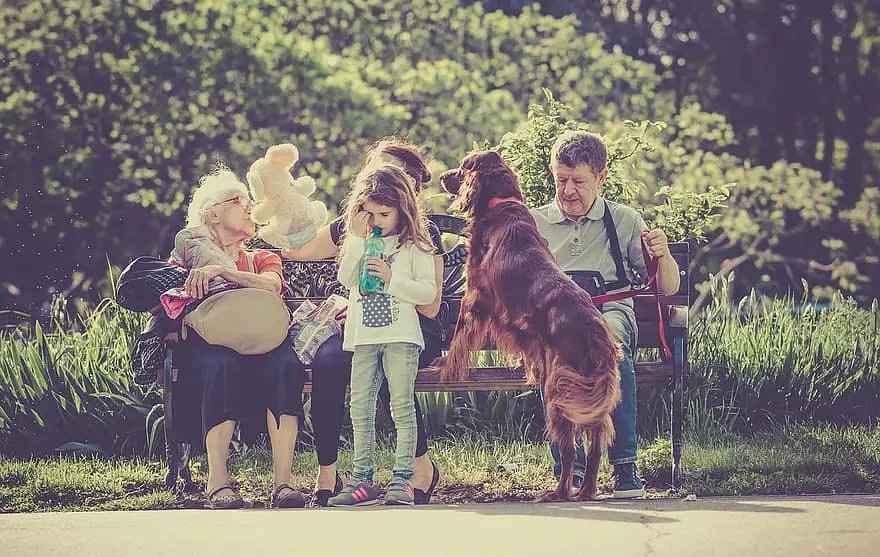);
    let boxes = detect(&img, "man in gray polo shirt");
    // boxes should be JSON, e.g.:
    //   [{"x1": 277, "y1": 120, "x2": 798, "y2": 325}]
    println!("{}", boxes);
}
[{"x1": 531, "y1": 130, "x2": 681, "y2": 498}]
